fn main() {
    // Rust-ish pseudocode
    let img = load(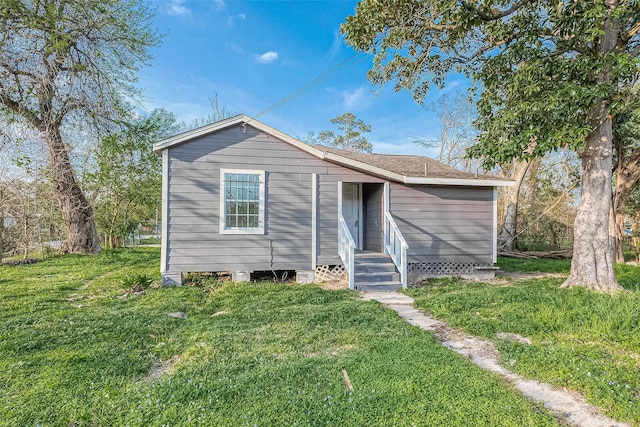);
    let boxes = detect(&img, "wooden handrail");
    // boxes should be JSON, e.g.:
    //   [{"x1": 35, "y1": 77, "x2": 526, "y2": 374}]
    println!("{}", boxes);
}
[
  {"x1": 384, "y1": 212, "x2": 409, "y2": 288},
  {"x1": 338, "y1": 213, "x2": 356, "y2": 290}
]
